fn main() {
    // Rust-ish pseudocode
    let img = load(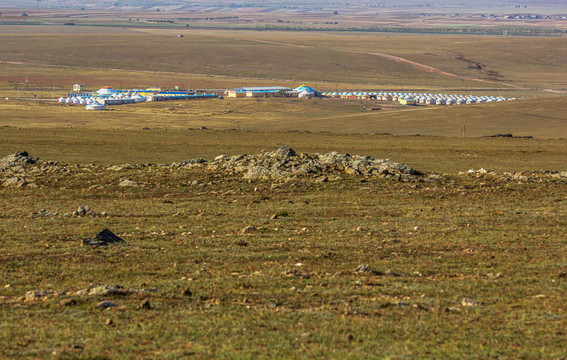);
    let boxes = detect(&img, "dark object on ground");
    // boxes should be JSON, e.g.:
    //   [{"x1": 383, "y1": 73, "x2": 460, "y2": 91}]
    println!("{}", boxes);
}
[
  {"x1": 487, "y1": 133, "x2": 533, "y2": 139},
  {"x1": 82, "y1": 229, "x2": 125, "y2": 247}
]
